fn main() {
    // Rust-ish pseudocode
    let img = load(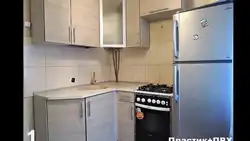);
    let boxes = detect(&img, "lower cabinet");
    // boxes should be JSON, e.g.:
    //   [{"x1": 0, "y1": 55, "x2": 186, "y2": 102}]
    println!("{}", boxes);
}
[
  {"x1": 117, "y1": 92, "x2": 135, "y2": 141},
  {"x1": 86, "y1": 92, "x2": 117, "y2": 141},
  {"x1": 47, "y1": 99, "x2": 86, "y2": 141},
  {"x1": 34, "y1": 92, "x2": 117, "y2": 141}
]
